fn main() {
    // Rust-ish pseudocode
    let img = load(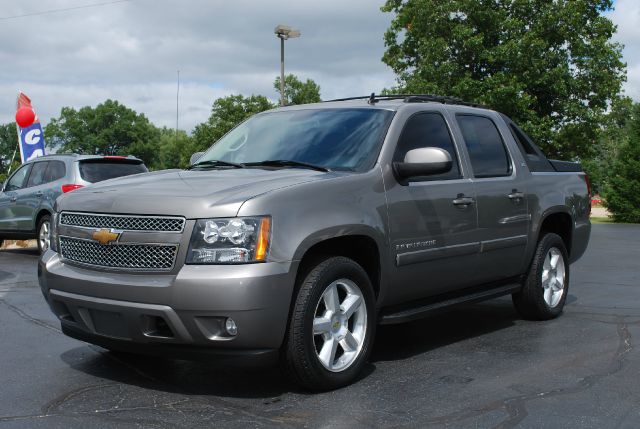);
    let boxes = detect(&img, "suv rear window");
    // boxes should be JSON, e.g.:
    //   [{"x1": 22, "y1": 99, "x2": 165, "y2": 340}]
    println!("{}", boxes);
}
[{"x1": 78, "y1": 160, "x2": 147, "y2": 183}]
